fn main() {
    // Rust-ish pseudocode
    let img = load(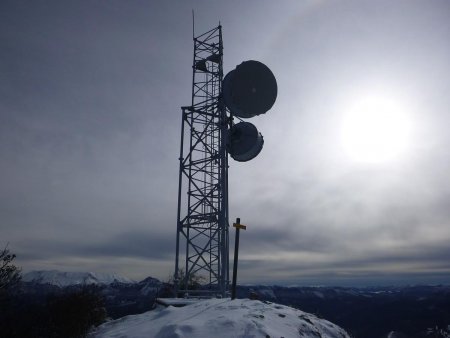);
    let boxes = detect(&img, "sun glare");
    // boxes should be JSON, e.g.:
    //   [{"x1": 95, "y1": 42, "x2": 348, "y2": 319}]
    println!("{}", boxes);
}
[{"x1": 340, "y1": 95, "x2": 412, "y2": 164}]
